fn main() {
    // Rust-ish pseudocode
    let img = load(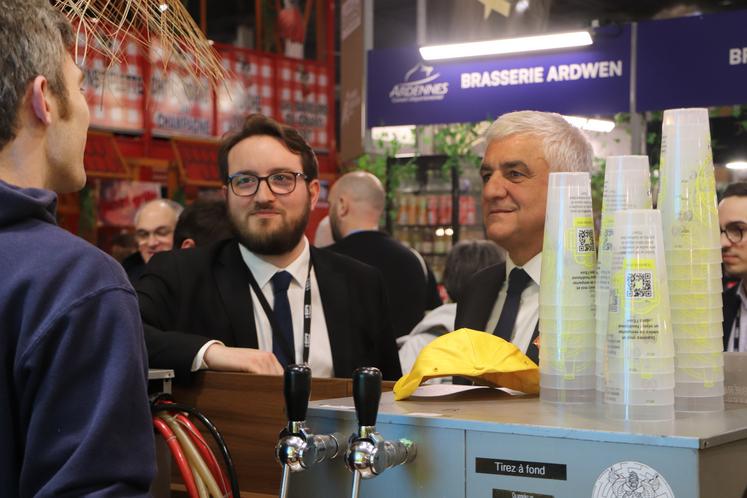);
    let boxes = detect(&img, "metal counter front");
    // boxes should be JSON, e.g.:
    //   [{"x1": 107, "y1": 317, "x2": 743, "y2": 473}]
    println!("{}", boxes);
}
[{"x1": 287, "y1": 386, "x2": 747, "y2": 498}]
